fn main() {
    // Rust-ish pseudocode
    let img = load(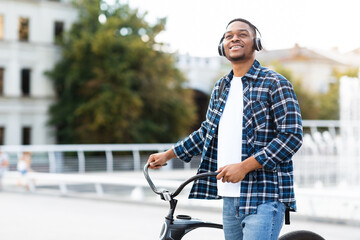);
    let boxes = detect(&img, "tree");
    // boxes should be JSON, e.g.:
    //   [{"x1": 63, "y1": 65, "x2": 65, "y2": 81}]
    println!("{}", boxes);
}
[
  {"x1": 318, "y1": 67, "x2": 359, "y2": 120},
  {"x1": 47, "y1": 0, "x2": 196, "y2": 144},
  {"x1": 272, "y1": 62, "x2": 359, "y2": 120}
]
